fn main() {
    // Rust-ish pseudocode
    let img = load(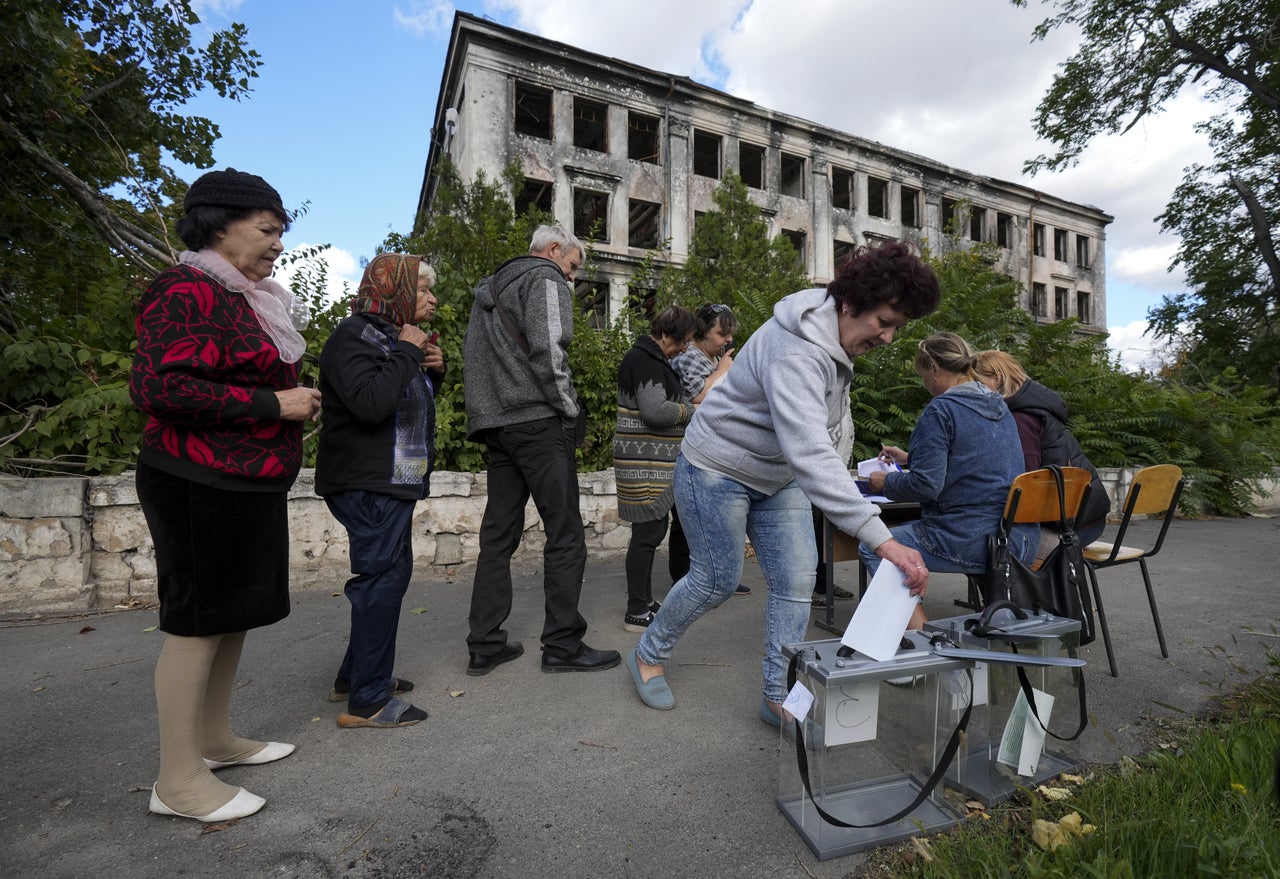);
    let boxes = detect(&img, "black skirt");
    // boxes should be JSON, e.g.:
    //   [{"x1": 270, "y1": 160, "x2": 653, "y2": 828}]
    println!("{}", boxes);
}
[{"x1": 136, "y1": 461, "x2": 291, "y2": 636}]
